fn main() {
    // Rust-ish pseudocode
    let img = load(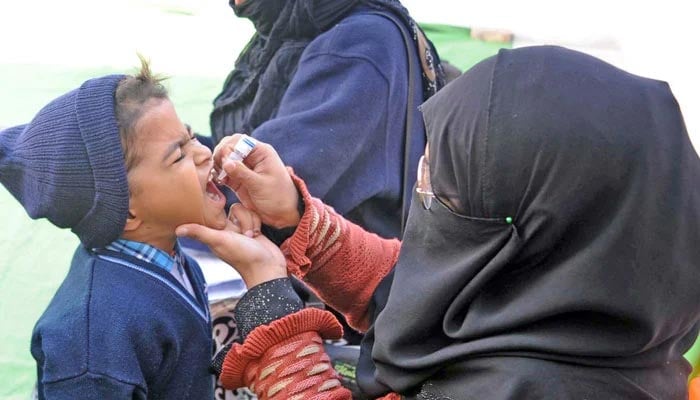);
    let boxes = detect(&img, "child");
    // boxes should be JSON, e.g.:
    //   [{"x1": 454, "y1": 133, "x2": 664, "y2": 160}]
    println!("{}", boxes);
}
[{"x1": 0, "y1": 59, "x2": 230, "y2": 399}]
